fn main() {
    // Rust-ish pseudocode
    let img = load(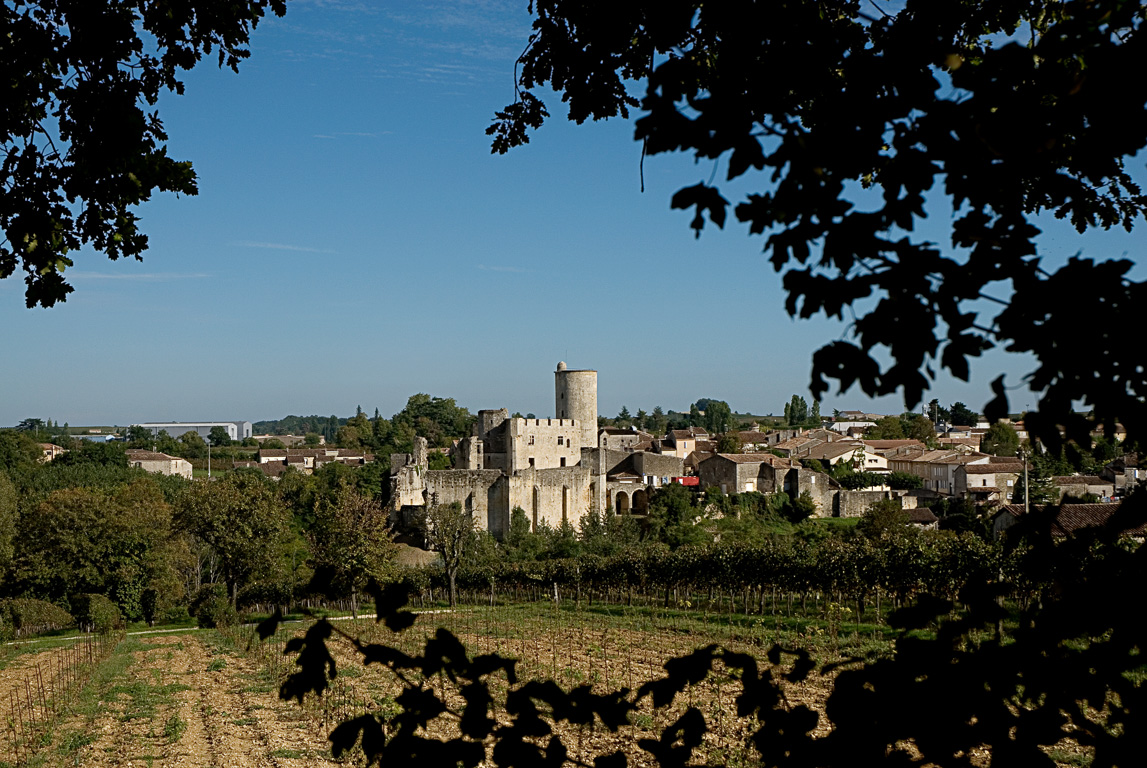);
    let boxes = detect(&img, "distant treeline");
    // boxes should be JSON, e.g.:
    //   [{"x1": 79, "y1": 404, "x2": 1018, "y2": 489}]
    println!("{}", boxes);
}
[{"x1": 253, "y1": 415, "x2": 348, "y2": 440}]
